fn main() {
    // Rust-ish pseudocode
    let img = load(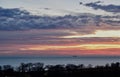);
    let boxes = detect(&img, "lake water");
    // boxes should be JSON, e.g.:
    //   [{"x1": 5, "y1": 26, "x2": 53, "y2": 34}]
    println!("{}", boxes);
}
[{"x1": 0, "y1": 56, "x2": 120, "y2": 66}]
